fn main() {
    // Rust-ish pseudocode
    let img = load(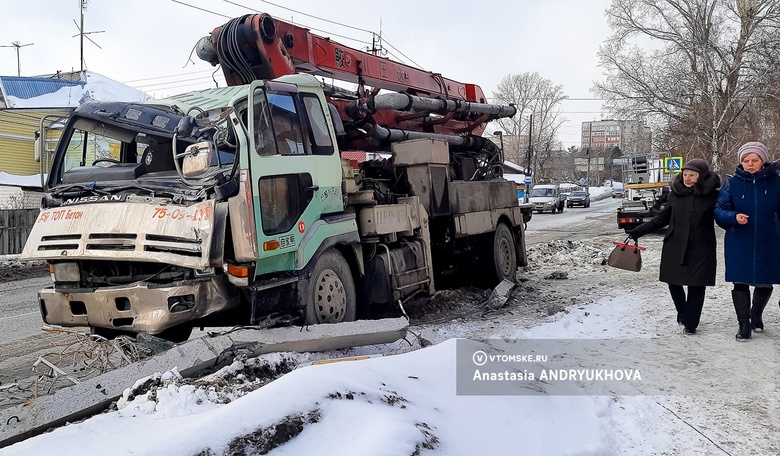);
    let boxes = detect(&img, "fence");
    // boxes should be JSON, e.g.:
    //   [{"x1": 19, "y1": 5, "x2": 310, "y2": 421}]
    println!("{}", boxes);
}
[{"x1": 0, "y1": 209, "x2": 39, "y2": 255}]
